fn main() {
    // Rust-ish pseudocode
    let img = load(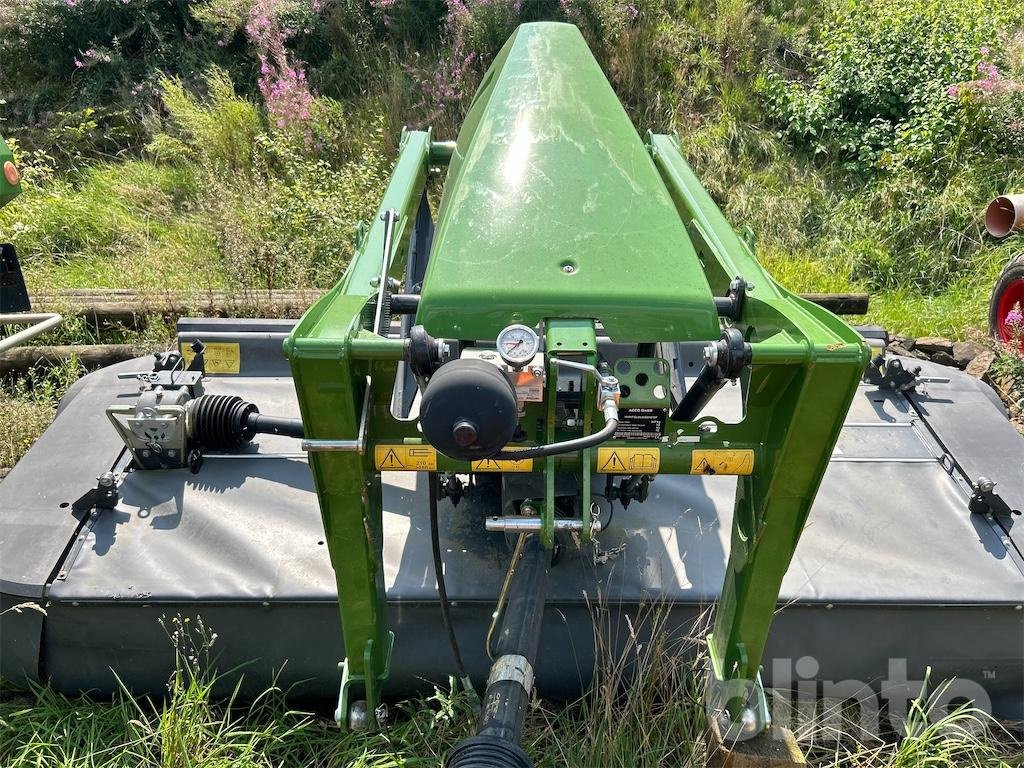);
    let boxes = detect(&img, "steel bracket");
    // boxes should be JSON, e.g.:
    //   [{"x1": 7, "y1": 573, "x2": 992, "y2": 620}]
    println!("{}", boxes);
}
[{"x1": 335, "y1": 630, "x2": 395, "y2": 731}]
